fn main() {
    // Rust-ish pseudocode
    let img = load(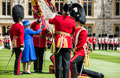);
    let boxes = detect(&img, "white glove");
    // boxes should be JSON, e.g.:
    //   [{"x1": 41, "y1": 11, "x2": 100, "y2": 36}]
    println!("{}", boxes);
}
[
  {"x1": 51, "y1": 13, "x2": 57, "y2": 18},
  {"x1": 20, "y1": 47, "x2": 24, "y2": 51}
]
